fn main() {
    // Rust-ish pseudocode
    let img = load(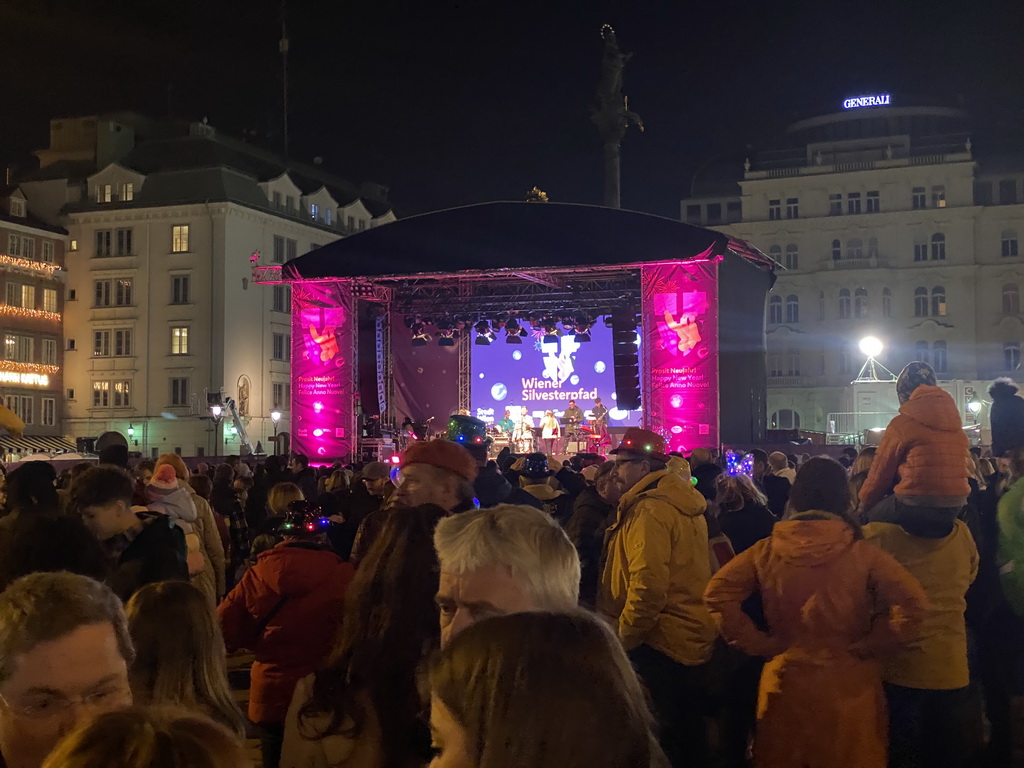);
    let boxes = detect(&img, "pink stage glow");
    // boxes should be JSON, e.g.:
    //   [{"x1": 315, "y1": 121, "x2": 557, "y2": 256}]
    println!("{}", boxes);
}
[
  {"x1": 641, "y1": 261, "x2": 720, "y2": 452},
  {"x1": 291, "y1": 281, "x2": 355, "y2": 461}
]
